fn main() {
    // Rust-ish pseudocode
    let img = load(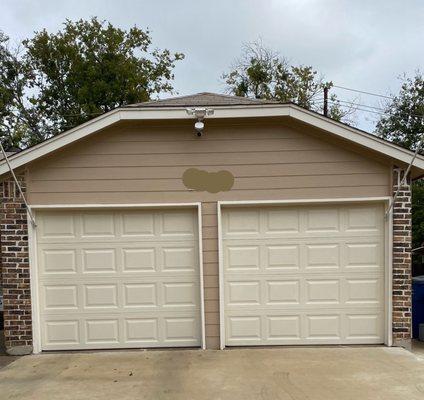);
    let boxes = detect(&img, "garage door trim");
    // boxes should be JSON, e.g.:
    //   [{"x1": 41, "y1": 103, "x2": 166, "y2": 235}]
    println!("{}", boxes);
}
[
  {"x1": 28, "y1": 202, "x2": 205, "y2": 353},
  {"x1": 217, "y1": 197, "x2": 392, "y2": 350}
]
